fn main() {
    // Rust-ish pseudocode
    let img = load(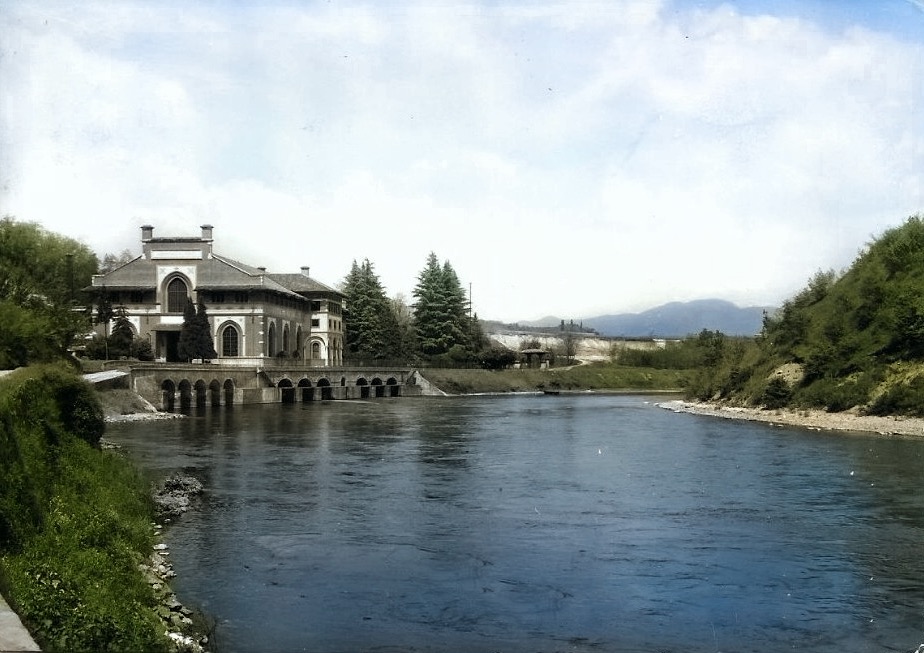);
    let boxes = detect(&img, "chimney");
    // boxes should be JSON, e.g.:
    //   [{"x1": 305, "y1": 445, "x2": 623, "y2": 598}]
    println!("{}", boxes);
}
[
  {"x1": 300, "y1": 266, "x2": 310, "y2": 277},
  {"x1": 141, "y1": 225, "x2": 154, "y2": 241},
  {"x1": 201, "y1": 224, "x2": 213, "y2": 241}
]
